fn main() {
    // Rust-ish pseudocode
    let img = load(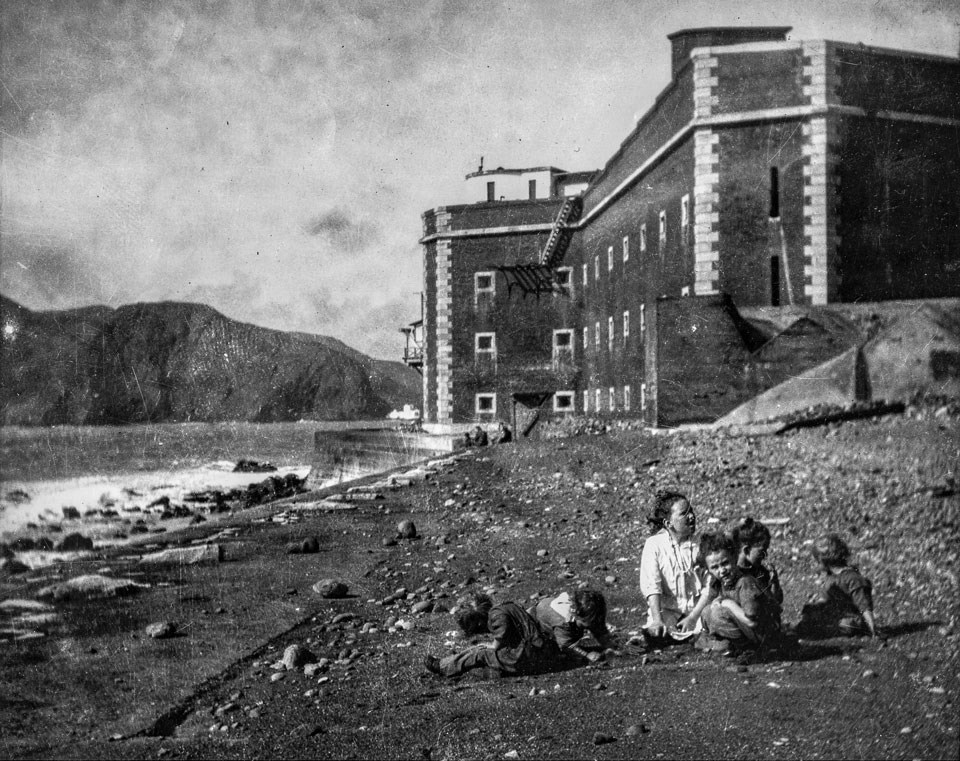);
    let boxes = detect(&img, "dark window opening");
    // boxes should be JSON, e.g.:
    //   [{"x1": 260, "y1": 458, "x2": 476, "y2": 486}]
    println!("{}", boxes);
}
[
  {"x1": 769, "y1": 167, "x2": 780, "y2": 219},
  {"x1": 487, "y1": 181, "x2": 495, "y2": 202},
  {"x1": 476, "y1": 274, "x2": 492, "y2": 290},
  {"x1": 770, "y1": 256, "x2": 781, "y2": 306},
  {"x1": 528, "y1": 179, "x2": 537, "y2": 199}
]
